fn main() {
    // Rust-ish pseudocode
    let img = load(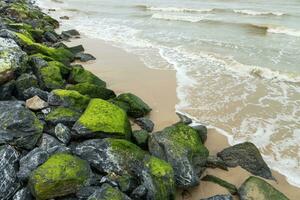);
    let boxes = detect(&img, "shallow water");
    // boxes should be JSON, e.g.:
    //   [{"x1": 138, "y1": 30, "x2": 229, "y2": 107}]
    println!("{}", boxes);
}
[{"x1": 37, "y1": 0, "x2": 300, "y2": 187}]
